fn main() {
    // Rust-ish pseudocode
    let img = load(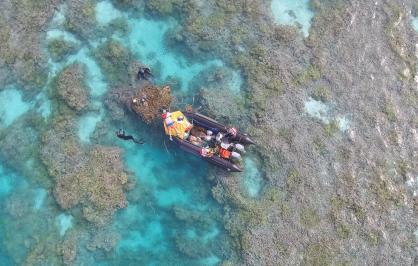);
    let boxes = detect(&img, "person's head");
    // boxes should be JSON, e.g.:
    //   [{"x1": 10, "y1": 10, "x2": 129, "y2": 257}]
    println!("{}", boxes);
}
[
  {"x1": 228, "y1": 127, "x2": 237, "y2": 137},
  {"x1": 161, "y1": 109, "x2": 167, "y2": 119},
  {"x1": 207, "y1": 130, "x2": 213, "y2": 136},
  {"x1": 216, "y1": 132, "x2": 223, "y2": 142}
]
